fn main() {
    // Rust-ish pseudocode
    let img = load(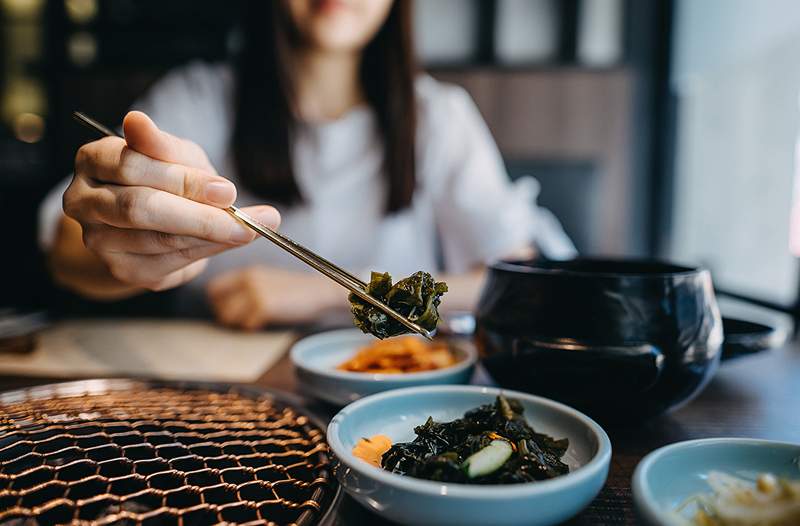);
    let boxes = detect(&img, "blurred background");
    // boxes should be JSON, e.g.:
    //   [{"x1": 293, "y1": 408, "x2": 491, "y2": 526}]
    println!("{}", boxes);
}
[{"x1": 1, "y1": 0, "x2": 798, "y2": 323}]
